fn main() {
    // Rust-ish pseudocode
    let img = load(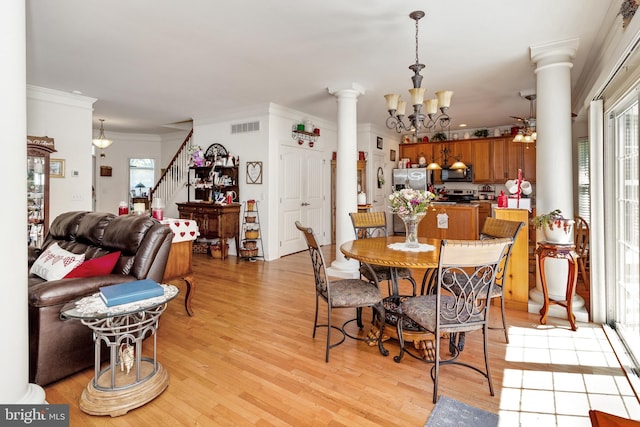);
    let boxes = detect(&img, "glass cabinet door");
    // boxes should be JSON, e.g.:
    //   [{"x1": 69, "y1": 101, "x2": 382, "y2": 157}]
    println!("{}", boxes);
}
[{"x1": 27, "y1": 136, "x2": 56, "y2": 247}]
